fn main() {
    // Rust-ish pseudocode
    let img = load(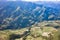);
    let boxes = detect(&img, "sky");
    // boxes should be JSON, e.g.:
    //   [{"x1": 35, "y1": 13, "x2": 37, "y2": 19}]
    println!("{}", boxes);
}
[{"x1": 0, "y1": 0, "x2": 60, "y2": 1}]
